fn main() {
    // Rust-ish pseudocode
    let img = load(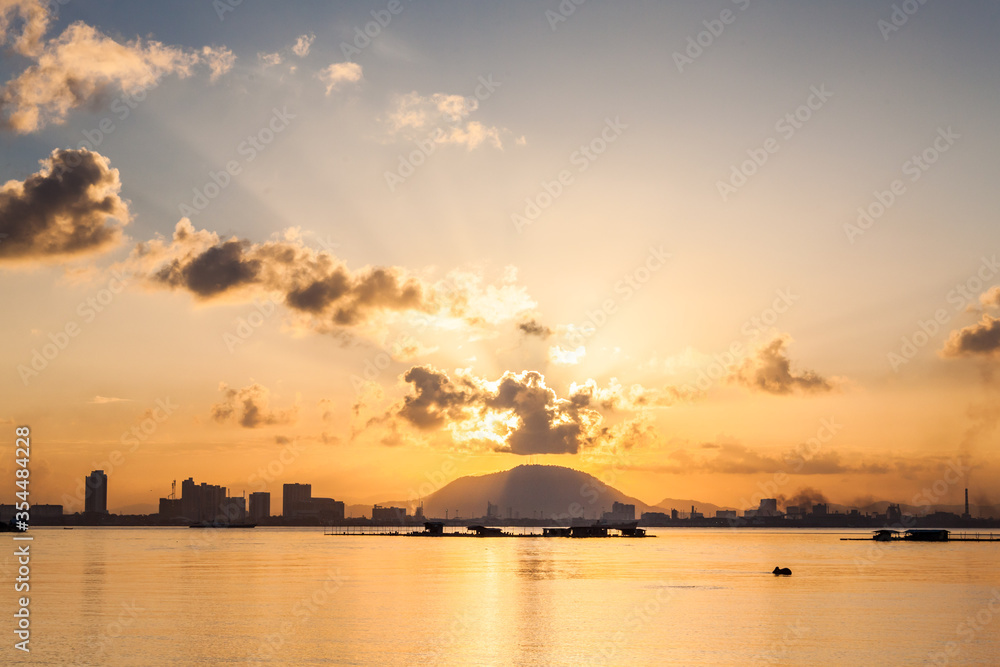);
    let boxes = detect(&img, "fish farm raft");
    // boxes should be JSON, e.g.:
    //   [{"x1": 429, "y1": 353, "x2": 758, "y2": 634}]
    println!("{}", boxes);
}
[{"x1": 325, "y1": 521, "x2": 651, "y2": 538}]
